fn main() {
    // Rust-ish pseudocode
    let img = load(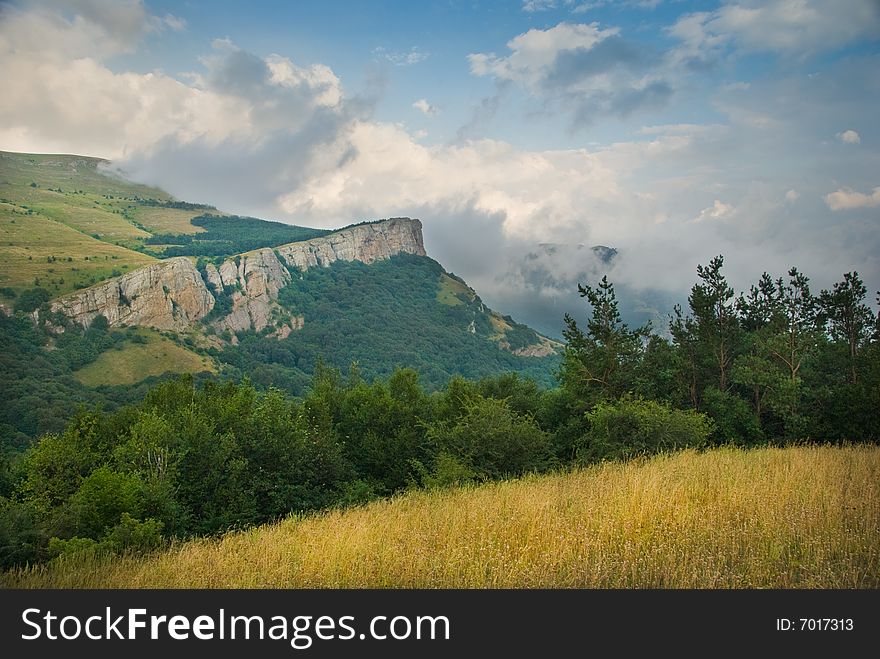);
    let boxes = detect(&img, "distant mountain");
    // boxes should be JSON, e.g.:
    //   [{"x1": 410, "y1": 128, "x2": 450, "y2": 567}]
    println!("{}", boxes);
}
[{"x1": 493, "y1": 241, "x2": 679, "y2": 339}]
